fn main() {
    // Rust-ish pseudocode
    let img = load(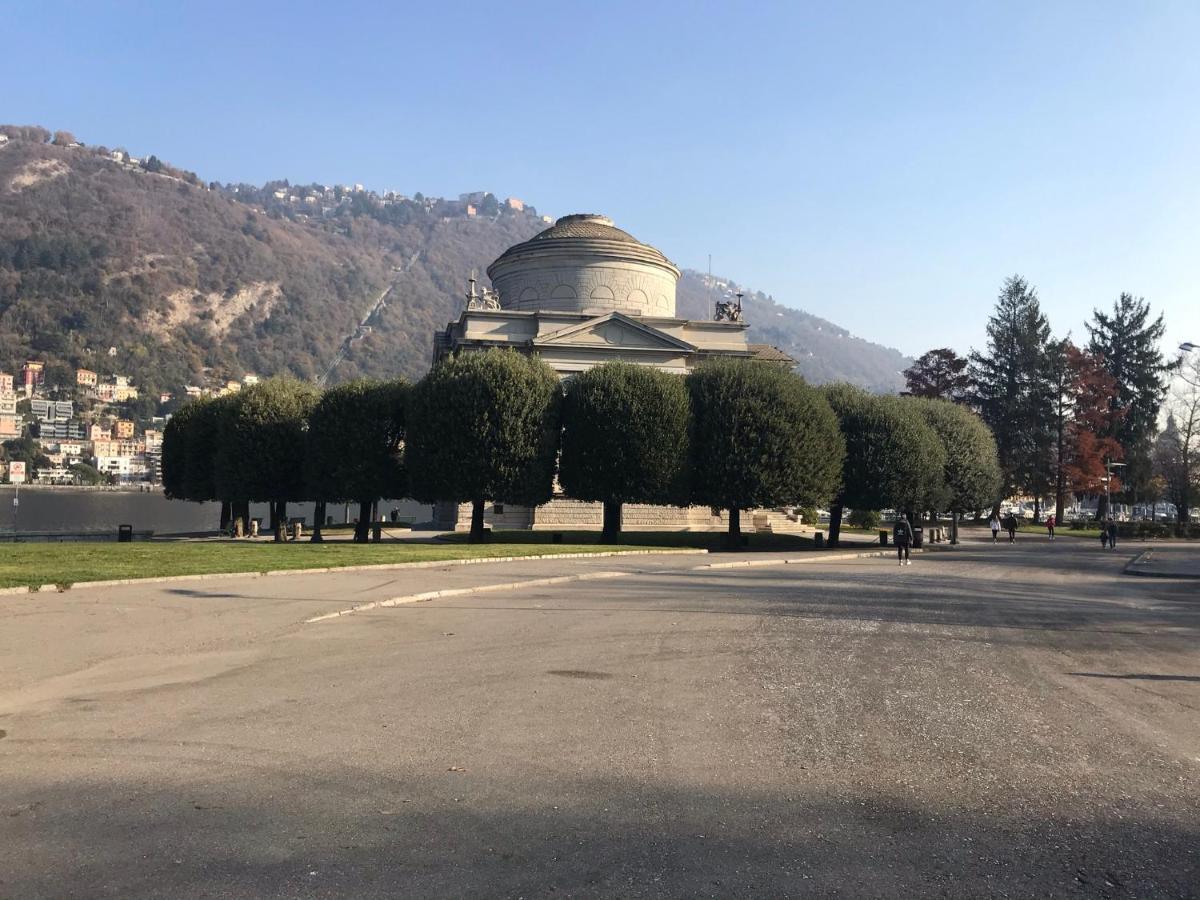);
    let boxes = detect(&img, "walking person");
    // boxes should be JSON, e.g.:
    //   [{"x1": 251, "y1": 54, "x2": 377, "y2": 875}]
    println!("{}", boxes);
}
[
  {"x1": 1046, "y1": 513, "x2": 1056, "y2": 541},
  {"x1": 1100, "y1": 522, "x2": 1109, "y2": 549},
  {"x1": 1106, "y1": 519, "x2": 1118, "y2": 550},
  {"x1": 894, "y1": 515, "x2": 913, "y2": 566},
  {"x1": 990, "y1": 513, "x2": 1001, "y2": 544},
  {"x1": 1005, "y1": 512, "x2": 1018, "y2": 543}
]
